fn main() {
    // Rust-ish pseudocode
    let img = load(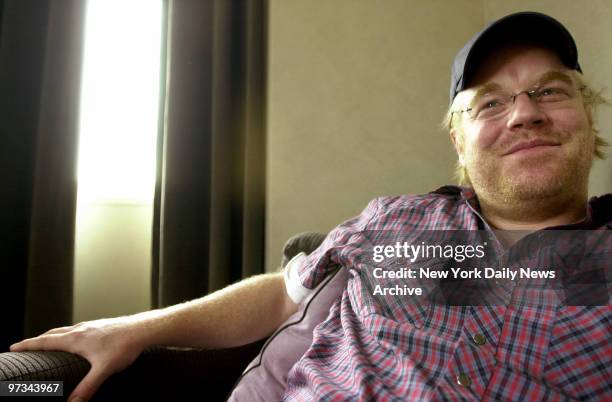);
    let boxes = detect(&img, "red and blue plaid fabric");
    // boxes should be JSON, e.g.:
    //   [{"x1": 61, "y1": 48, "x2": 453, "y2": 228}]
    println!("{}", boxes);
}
[{"x1": 283, "y1": 186, "x2": 612, "y2": 401}]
